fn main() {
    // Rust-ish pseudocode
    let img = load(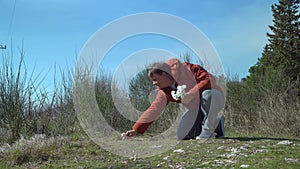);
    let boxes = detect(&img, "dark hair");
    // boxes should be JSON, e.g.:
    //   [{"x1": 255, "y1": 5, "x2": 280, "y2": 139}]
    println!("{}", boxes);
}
[{"x1": 147, "y1": 62, "x2": 171, "y2": 78}]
